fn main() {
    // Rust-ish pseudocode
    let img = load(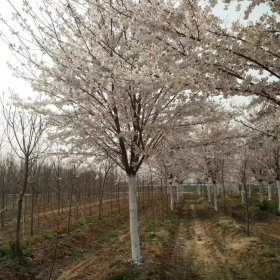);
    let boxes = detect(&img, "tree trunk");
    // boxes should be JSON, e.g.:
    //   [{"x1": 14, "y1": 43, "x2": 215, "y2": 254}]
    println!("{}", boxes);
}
[
  {"x1": 207, "y1": 185, "x2": 211, "y2": 204},
  {"x1": 268, "y1": 184, "x2": 272, "y2": 201},
  {"x1": 244, "y1": 184, "x2": 249, "y2": 236},
  {"x1": 98, "y1": 175, "x2": 106, "y2": 220},
  {"x1": 197, "y1": 185, "x2": 201, "y2": 196},
  {"x1": 277, "y1": 180, "x2": 280, "y2": 214},
  {"x1": 213, "y1": 184, "x2": 218, "y2": 211},
  {"x1": 259, "y1": 183, "x2": 264, "y2": 205},
  {"x1": 169, "y1": 182, "x2": 174, "y2": 211},
  {"x1": 127, "y1": 175, "x2": 141, "y2": 263},
  {"x1": 30, "y1": 184, "x2": 35, "y2": 236},
  {"x1": 241, "y1": 185, "x2": 245, "y2": 205},
  {"x1": 1, "y1": 188, "x2": 4, "y2": 228},
  {"x1": 67, "y1": 180, "x2": 74, "y2": 234},
  {"x1": 248, "y1": 184, "x2": 252, "y2": 198},
  {"x1": 14, "y1": 157, "x2": 29, "y2": 257},
  {"x1": 176, "y1": 182, "x2": 180, "y2": 203}
]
